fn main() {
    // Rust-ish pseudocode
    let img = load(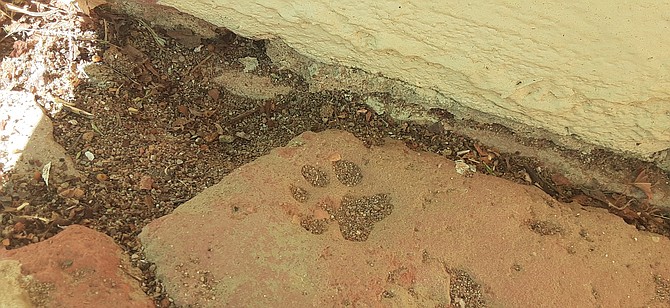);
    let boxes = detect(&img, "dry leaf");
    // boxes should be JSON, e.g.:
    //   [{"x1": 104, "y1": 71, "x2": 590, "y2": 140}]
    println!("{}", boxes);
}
[
  {"x1": 144, "y1": 62, "x2": 160, "y2": 77},
  {"x1": 165, "y1": 29, "x2": 203, "y2": 49},
  {"x1": 631, "y1": 169, "x2": 653, "y2": 200},
  {"x1": 96, "y1": 173, "x2": 109, "y2": 182},
  {"x1": 144, "y1": 195, "x2": 154, "y2": 208},
  {"x1": 204, "y1": 132, "x2": 218, "y2": 143},
  {"x1": 139, "y1": 175, "x2": 154, "y2": 190},
  {"x1": 76, "y1": 0, "x2": 108, "y2": 16},
  {"x1": 214, "y1": 123, "x2": 224, "y2": 135},
  {"x1": 189, "y1": 107, "x2": 204, "y2": 117},
  {"x1": 42, "y1": 162, "x2": 51, "y2": 187},
  {"x1": 59, "y1": 187, "x2": 85, "y2": 199},
  {"x1": 633, "y1": 169, "x2": 649, "y2": 183},
  {"x1": 172, "y1": 117, "x2": 191, "y2": 127},
  {"x1": 73, "y1": 188, "x2": 85, "y2": 199},
  {"x1": 632, "y1": 182, "x2": 653, "y2": 200},
  {"x1": 473, "y1": 144, "x2": 487, "y2": 157},
  {"x1": 13, "y1": 221, "x2": 25, "y2": 232},
  {"x1": 208, "y1": 88, "x2": 220, "y2": 100},
  {"x1": 473, "y1": 144, "x2": 495, "y2": 164},
  {"x1": 177, "y1": 105, "x2": 189, "y2": 116},
  {"x1": 122, "y1": 44, "x2": 148, "y2": 64},
  {"x1": 82, "y1": 131, "x2": 96, "y2": 142},
  {"x1": 551, "y1": 173, "x2": 572, "y2": 186}
]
